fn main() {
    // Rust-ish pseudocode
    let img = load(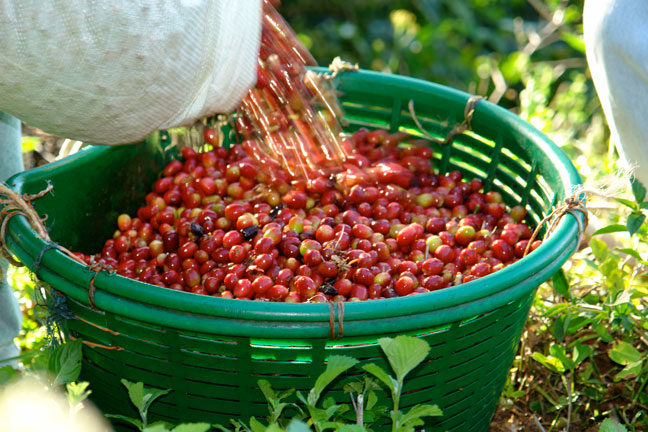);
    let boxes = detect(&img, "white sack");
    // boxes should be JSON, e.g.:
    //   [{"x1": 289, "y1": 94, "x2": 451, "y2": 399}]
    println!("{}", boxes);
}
[
  {"x1": 0, "y1": 0, "x2": 261, "y2": 144},
  {"x1": 584, "y1": 0, "x2": 648, "y2": 186}
]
